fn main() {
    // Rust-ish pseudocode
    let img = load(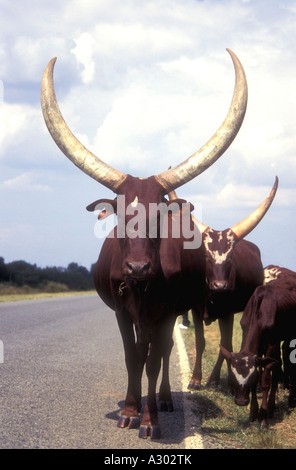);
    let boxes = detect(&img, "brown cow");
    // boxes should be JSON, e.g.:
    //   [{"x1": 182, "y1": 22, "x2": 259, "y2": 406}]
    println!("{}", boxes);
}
[
  {"x1": 193, "y1": 180, "x2": 278, "y2": 391},
  {"x1": 221, "y1": 265, "x2": 296, "y2": 427},
  {"x1": 41, "y1": 49, "x2": 247, "y2": 438},
  {"x1": 170, "y1": 179, "x2": 278, "y2": 391}
]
